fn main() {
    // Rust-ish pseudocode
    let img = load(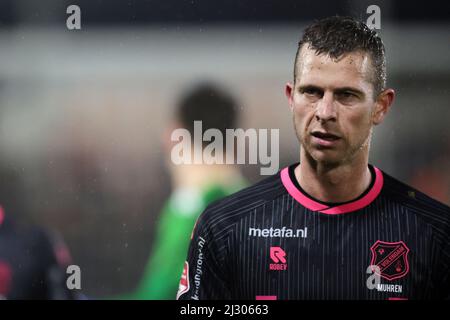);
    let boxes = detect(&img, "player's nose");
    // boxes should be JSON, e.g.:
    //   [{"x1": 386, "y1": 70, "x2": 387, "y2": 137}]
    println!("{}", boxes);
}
[{"x1": 315, "y1": 92, "x2": 337, "y2": 123}]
